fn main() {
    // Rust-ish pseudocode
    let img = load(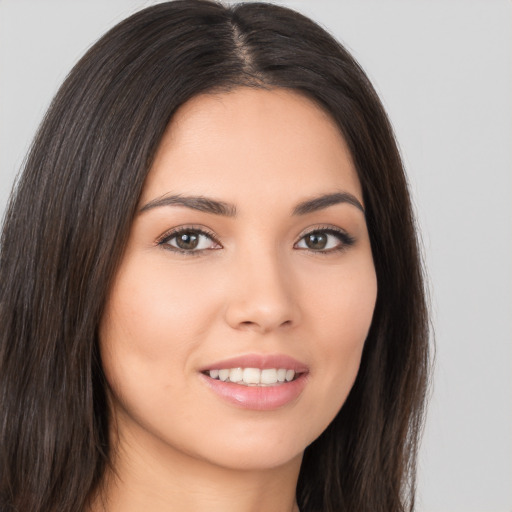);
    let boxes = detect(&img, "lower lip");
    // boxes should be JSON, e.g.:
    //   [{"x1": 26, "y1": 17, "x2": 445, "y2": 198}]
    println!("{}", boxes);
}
[{"x1": 200, "y1": 373, "x2": 308, "y2": 410}]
